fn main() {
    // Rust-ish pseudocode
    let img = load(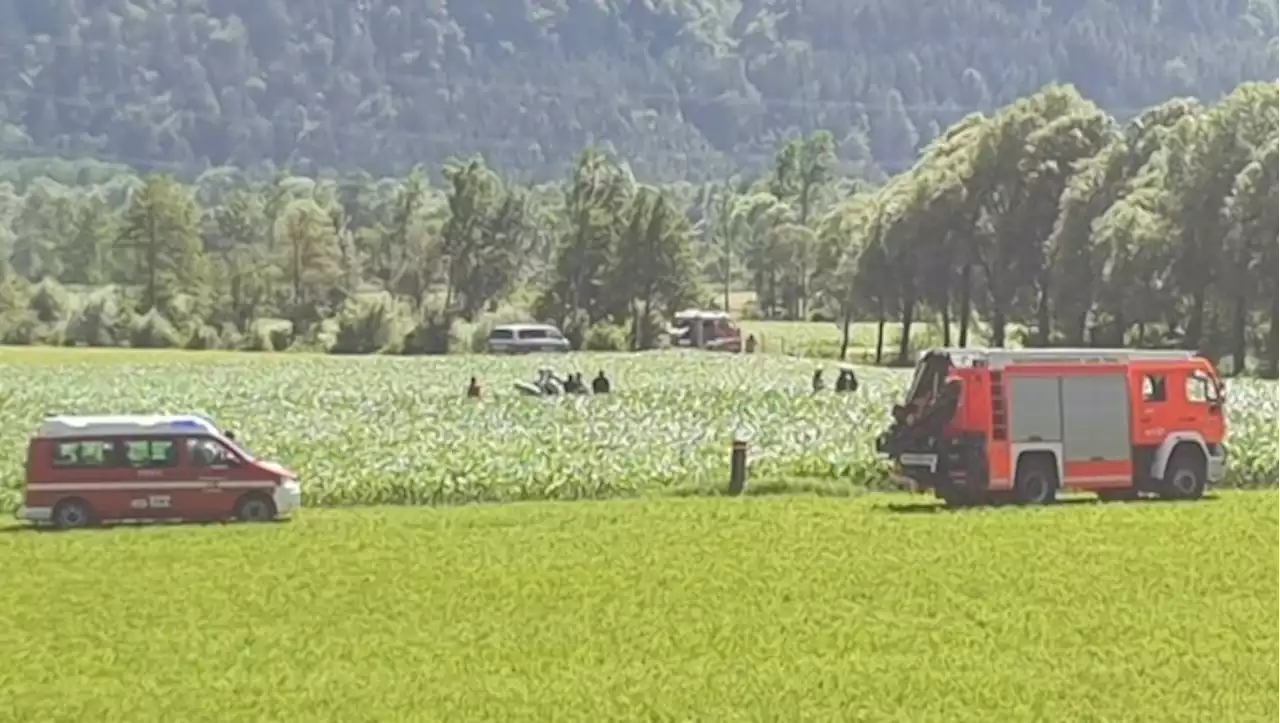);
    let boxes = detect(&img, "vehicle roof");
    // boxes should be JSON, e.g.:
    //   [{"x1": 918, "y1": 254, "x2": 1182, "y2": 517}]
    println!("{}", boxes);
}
[
  {"x1": 35, "y1": 414, "x2": 222, "y2": 440},
  {"x1": 926, "y1": 347, "x2": 1205, "y2": 370},
  {"x1": 674, "y1": 309, "x2": 732, "y2": 320},
  {"x1": 491, "y1": 323, "x2": 560, "y2": 332}
]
